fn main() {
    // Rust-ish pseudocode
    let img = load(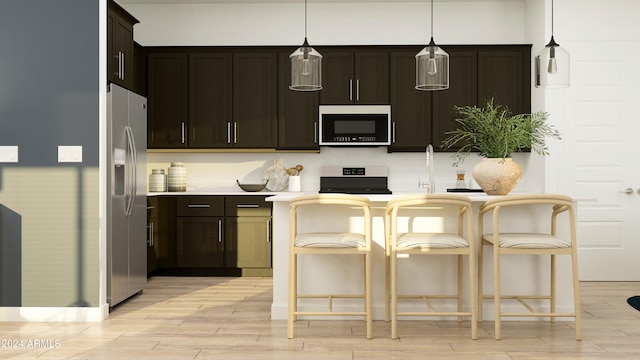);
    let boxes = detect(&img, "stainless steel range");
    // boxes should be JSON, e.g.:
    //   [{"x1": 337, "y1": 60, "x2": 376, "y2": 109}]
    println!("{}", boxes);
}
[{"x1": 319, "y1": 166, "x2": 392, "y2": 194}]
